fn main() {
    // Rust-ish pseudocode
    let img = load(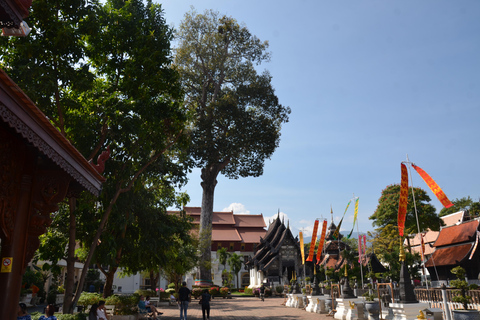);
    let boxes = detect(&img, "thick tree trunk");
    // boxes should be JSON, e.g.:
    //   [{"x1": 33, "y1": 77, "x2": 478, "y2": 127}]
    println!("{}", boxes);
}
[
  {"x1": 63, "y1": 198, "x2": 77, "y2": 313},
  {"x1": 149, "y1": 270, "x2": 160, "y2": 292},
  {"x1": 198, "y1": 166, "x2": 219, "y2": 283},
  {"x1": 103, "y1": 266, "x2": 118, "y2": 298}
]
